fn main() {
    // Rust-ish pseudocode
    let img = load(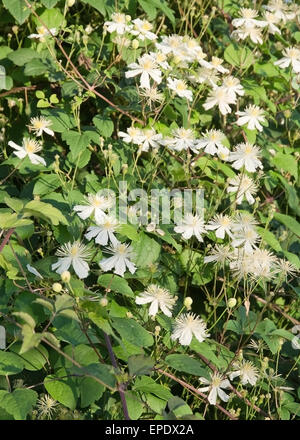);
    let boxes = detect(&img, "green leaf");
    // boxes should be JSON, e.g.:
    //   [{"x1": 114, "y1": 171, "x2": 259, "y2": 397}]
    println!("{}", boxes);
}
[
  {"x1": 0, "y1": 351, "x2": 24, "y2": 375},
  {"x1": 125, "y1": 391, "x2": 144, "y2": 420},
  {"x1": 117, "y1": 223, "x2": 139, "y2": 241},
  {"x1": 224, "y1": 44, "x2": 254, "y2": 69},
  {"x1": 0, "y1": 389, "x2": 37, "y2": 420},
  {"x1": 98, "y1": 274, "x2": 134, "y2": 297},
  {"x1": 165, "y1": 354, "x2": 208, "y2": 376},
  {"x1": 256, "y1": 227, "x2": 282, "y2": 252},
  {"x1": 24, "y1": 200, "x2": 68, "y2": 226},
  {"x1": 41, "y1": 0, "x2": 59, "y2": 7},
  {"x1": 93, "y1": 115, "x2": 114, "y2": 138},
  {"x1": 4, "y1": 197, "x2": 23, "y2": 212},
  {"x1": 0, "y1": 212, "x2": 32, "y2": 229},
  {"x1": 33, "y1": 174, "x2": 61, "y2": 196},
  {"x1": 10, "y1": 343, "x2": 49, "y2": 371},
  {"x1": 273, "y1": 213, "x2": 300, "y2": 238},
  {"x1": 79, "y1": 377, "x2": 104, "y2": 408},
  {"x1": 272, "y1": 152, "x2": 298, "y2": 180},
  {"x1": 44, "y1": 369, "x2": 78, "y2": 410},
  {"x1": 62, "y1": 130, "x2": 91, "y2": 159},
  {"x1": 111, "y1": 317, "x2": 154, "y2": 347},
  {"x1": 2, "y1": 0, "x2": 31, "y2": 24},
  {"x1": 40, "y1": 109, "x2": 76, "y2": 132},
  {"x1": 131, "y1": 233, "x2": 161, "y2": 267},
  {"x1": 81, "y1": 0, "x2": 106, "y2": 15},
  {"x1": 133, "y1": 376, "x2": 172, "y2": 400},
  {"x1": 128, "y1": 355, "x2": 155, "y2": 376},
  {"x1": 7, "y1": 48, "x2": 40, "y2": 66},
  {"x1": 38, "y1": 8, "x2": 66, "y2": 29},
  {"x1": 24, "y1": 59, "x2": 48, "y2": 77}
]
